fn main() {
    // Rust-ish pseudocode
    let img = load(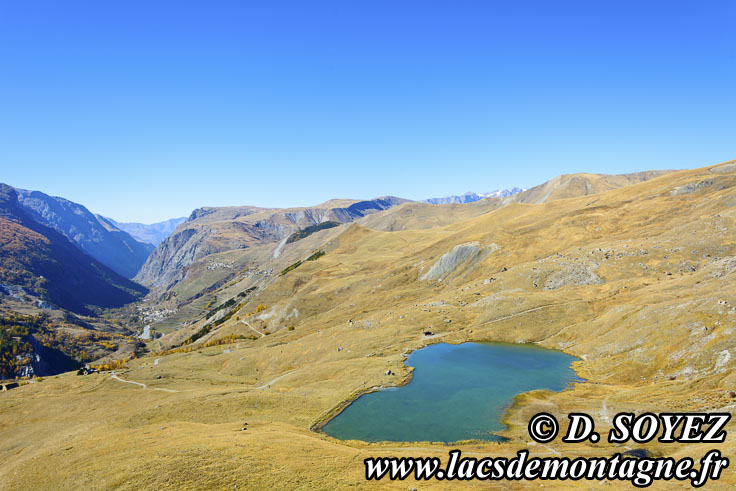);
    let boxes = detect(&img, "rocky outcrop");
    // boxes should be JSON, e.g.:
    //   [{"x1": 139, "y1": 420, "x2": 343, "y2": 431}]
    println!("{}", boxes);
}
[
  {"x1": 134, "y1": 228, "x2": 204, "y2": 291},
  {"x1": 709, "y1": 161, "x2": 736, "y2": 174},
  {"x1": 543, "y1": 261, "x2": 603, "y2": 290},
  {"x1": 670, "y1": 179, "x2": 714, "y2": 196},
  {"x1": 420, "y1": 242, "x2": 498, "y2": 282},
  {"x1": 670, "y1": 175, "x2": 736, "y2": 196}
]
